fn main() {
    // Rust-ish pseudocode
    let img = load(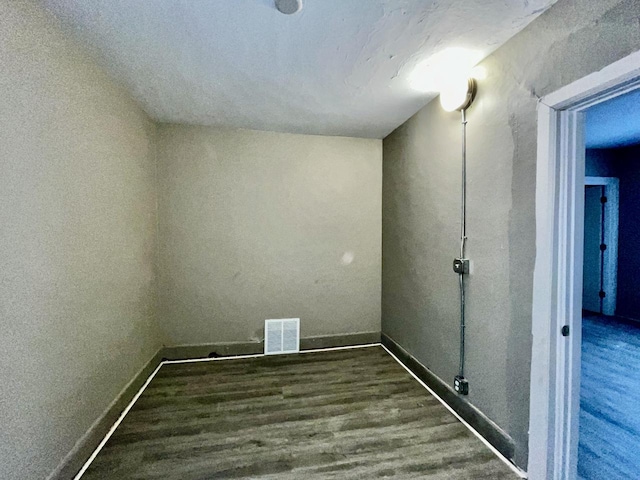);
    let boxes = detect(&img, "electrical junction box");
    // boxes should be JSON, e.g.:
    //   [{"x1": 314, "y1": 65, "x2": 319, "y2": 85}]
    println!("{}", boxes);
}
[
  {"x1": 454, "y1": 375, "x2": 469, "y2": 395},
  {"x1": 453, "y1": 258, "x2": 469, "y2": 274}
]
